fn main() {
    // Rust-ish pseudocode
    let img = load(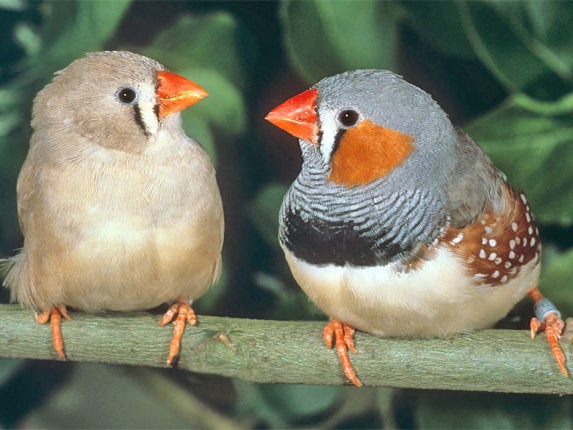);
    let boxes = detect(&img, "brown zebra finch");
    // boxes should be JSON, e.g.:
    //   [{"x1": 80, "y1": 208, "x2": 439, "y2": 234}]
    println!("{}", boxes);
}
[
  {"x1": 2, "y1": 51, "x2": 224, "y2": 364},
  {"x1": 265, "y1": 69, "x2": 566, "y2": 386}
]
